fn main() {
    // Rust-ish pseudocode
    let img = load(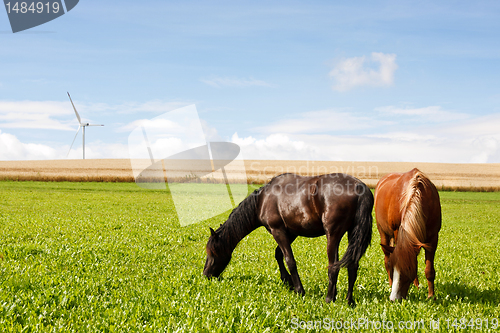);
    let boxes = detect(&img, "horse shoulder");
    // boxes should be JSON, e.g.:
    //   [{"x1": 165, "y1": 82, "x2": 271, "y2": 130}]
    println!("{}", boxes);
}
[
  {"x1": 375, "y1": 175, "x2": 405, "y2": 234},
  {"x1": 257, "y1": 189, "x2": 282, "y2": 229}
]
